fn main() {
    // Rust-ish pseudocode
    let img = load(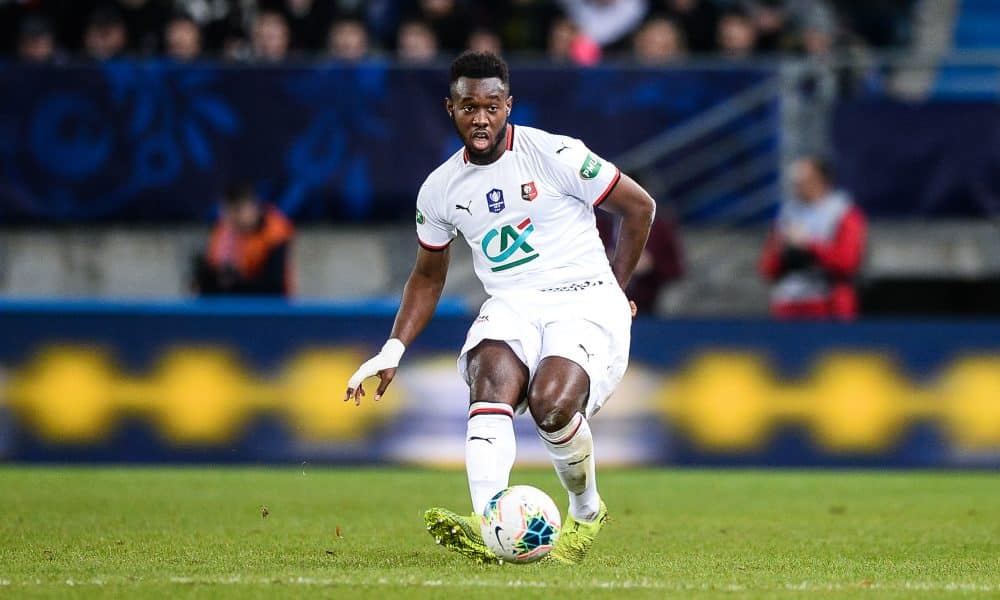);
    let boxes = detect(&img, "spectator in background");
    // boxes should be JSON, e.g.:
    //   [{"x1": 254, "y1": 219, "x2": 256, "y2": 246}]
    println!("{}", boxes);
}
[
  {"x1": 633, "y1": 17, "x2": 686, "y2": 64},
  {"x1": 598, "y1": 210, "x2": 685, "y2": 315},
  {"x1": 467, "y1": 28, "x2": 503, "y2": 55},
  {"x1": 547, "y1": 16, "x2": 577, "y2": 62},
  {"x1": 172, "y1": 0, "x2": 250, "y2": 57},
  {"x1": 548, "y1": 15, "x2": 602, "y2": 65},
  {"x1": 558, "y1": 0, "x2": 648, "y2": 48},
  {"x1": 252, "y1": 10, "x2": 291, "y2": 62},
  {"x1": 164, "y1": 13, "x2": 202, "y2": 62},
  {"x1": 407, "y1": 0, "x2": 469, "y2": 51},
  {"x1": 327, "y1": 19, "x2": 371, "y2": 62},
  {"x1": 744, "y1": 0, "x2": 789, "y2": 52},
  {"x1": 17, "y1": 15, "x2": 59, "y2": 63},
  {"x1": 84, "y1": 6, "x2": 128, "y2": 60},
  {"x1": 759, "y1": 157, "x2": 867, "y2": 320},
  {"x1": 717, "y1": 8, "x2": 758, "y2": 58},
  {"x1": 653, "y1": 0, "x2": 718, "y2": 52},
  {"x1": 194, "y1": 183, "x2": 295, "y2": 297},
  {"x1": 737, "y1": 0, "x2": 838, "y2": 53},
  {"x1": 800, "y1": 22, "x2": 834, "y2": 56},
  {"x1": 116, "y1": 0, "x2": 171, "y2": 56},
  {"x1": 492, "y1": 0, "x2": 560, "y2": 55},
  {"x1": 275, "y1": 0, "x2": 335, "y2": 53},
  {"x1": 397, "y1": 20, "x2": 438, "y2": 63}
]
